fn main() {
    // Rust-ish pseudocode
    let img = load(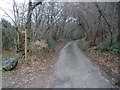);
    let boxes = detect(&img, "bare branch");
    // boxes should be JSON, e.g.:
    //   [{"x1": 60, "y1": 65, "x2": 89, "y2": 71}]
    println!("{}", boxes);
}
[{"x1": 0, "y1": 7, "x2": 16, "y2": 25}]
